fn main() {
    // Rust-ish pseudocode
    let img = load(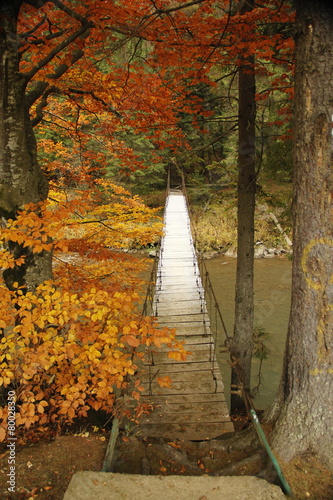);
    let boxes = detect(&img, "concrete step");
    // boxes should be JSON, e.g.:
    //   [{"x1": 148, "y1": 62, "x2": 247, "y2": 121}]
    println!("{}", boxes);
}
[{"x1": 64, "y1": 473, "x2": 286, "y2": 500}]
